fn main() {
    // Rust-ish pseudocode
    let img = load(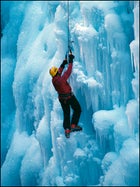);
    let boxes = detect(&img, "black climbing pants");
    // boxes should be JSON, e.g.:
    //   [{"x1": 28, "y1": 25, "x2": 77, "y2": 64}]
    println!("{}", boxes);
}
[{"x1": 59, "y1": 95, "x2": 81, "y2": 130}]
